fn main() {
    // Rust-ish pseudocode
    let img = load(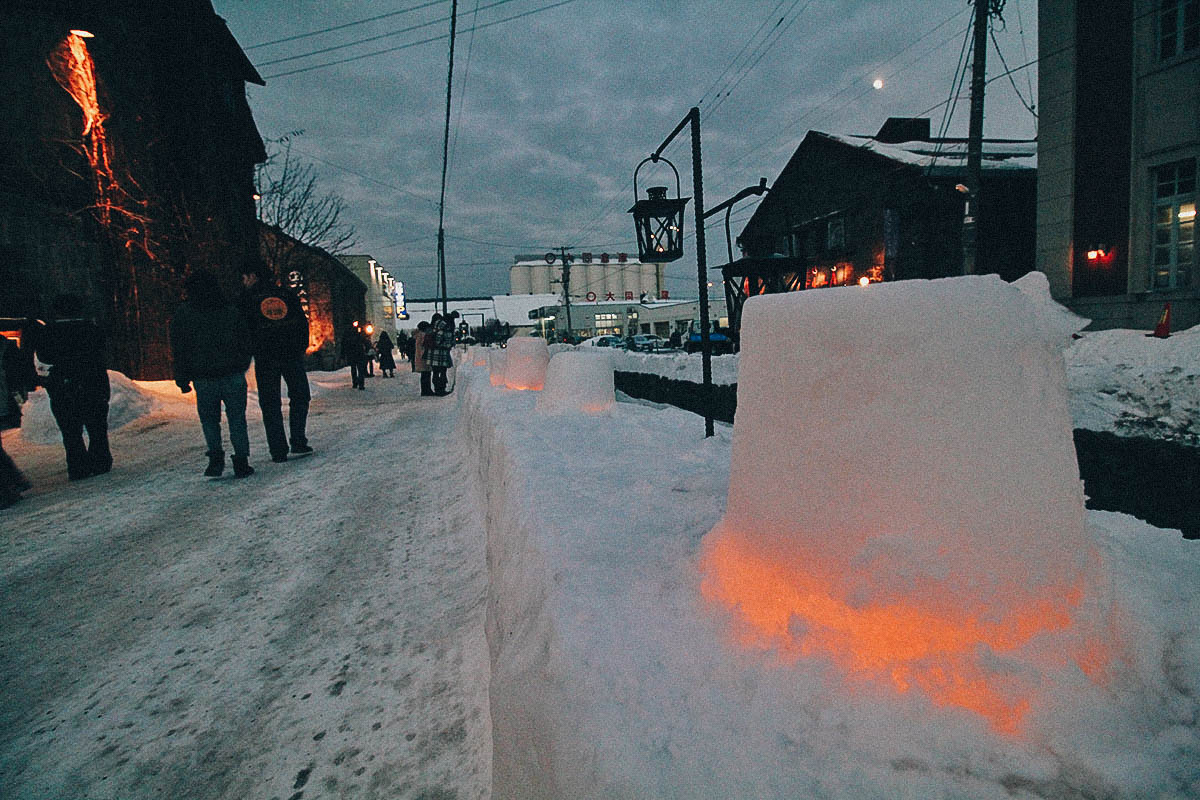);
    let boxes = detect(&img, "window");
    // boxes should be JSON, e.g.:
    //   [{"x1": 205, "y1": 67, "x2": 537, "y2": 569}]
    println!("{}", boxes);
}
[
  {"x1": 826, "y1": 217, "x2": 845, "y2": 252},
  {"x1": 1152, "y1": 159, "x2": 1196, "y2": 290},
  {"x1": 1160, "y1": 0, "x2": 1199, "y2": 60}
]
